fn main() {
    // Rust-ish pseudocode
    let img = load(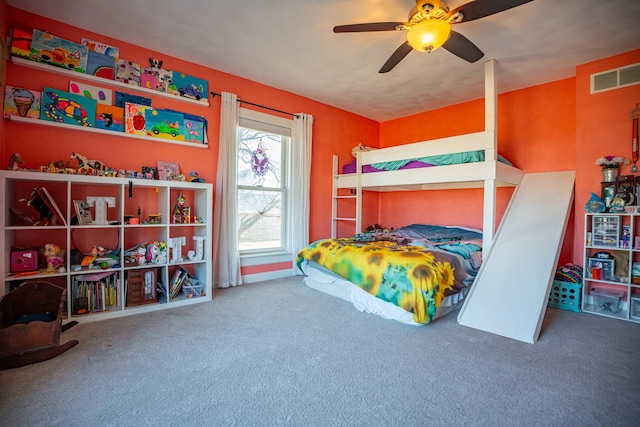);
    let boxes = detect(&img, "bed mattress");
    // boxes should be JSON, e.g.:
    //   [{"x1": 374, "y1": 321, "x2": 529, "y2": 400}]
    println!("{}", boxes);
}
[{"x1": 302, "y1": 261, "x2": 467, "y2": 326}]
